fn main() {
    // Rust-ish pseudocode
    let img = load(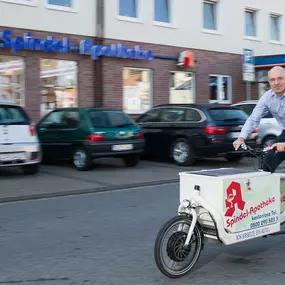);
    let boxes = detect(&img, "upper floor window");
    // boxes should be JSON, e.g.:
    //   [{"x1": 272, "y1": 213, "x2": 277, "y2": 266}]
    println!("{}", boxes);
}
[
  {"x1": 154, "y1": 0, "x2": 170, "y2": 23},
  {"x1": 119, "y1": 0, "x2": 137, "y2": 18},
  {"x1": 270, "y1": 14, "x2": 281, "y2": 42},
  {"x1": 48, "y1": 0, "x2": 71, "y2": 7},
  {"x1": 203, "y1": 0, "x2": 217, "y2": 30},
  {"x1": 245, "y1": 9, "x2": 257, "y2": 37},
  {"x1": 45, "y1": 0, "x2": 77, "y2": 12}
]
